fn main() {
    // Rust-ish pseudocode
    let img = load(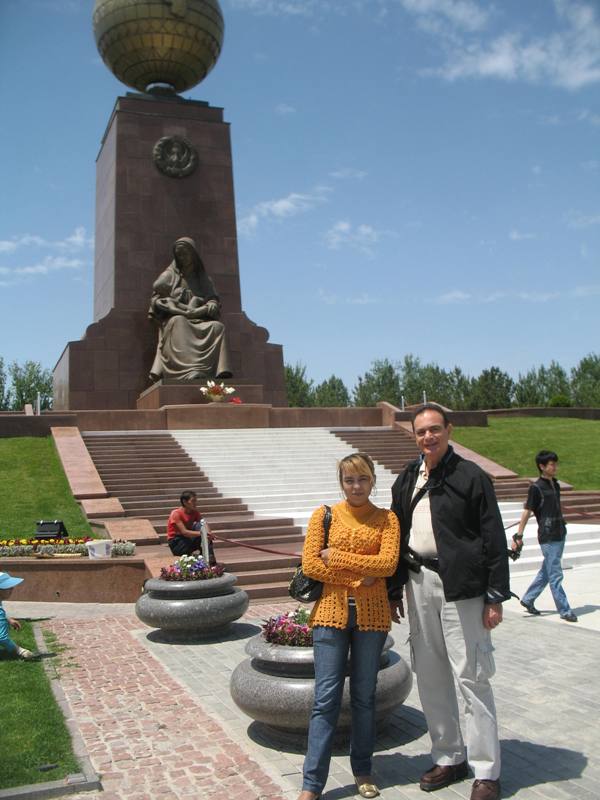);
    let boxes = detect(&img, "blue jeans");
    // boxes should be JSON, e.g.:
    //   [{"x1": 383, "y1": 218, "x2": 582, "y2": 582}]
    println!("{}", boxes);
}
[
  {"x1": 522, "y1": 539, "x2": 571, "y2": 617},
  {"x1": 302, "y1": 606, "x2": 387, "y2": 793}
]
